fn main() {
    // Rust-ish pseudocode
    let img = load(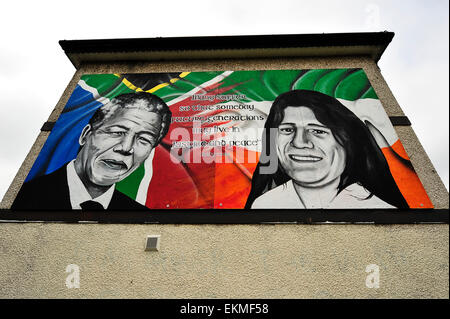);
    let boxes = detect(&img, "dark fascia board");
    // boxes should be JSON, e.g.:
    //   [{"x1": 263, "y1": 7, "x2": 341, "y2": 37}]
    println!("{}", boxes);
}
[{"x1": 59, "y1": 32, "x2": 394, "y2": 69}]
